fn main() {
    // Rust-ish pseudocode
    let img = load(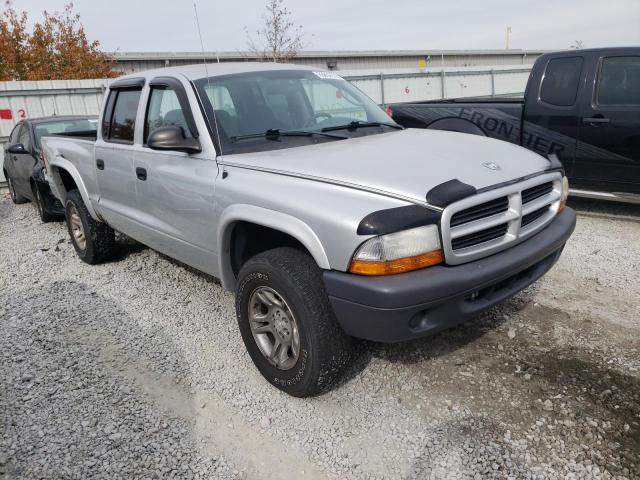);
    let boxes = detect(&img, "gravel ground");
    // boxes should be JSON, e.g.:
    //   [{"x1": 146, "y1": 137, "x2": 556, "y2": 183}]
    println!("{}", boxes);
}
[{"x1": 1, "y1": 195, "x2": 638, "y2": 480}]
